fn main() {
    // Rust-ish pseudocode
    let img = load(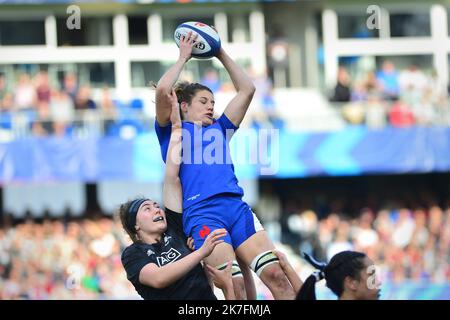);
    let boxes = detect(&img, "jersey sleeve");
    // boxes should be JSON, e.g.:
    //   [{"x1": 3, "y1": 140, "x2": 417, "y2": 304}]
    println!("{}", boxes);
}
[
  {"x1": 121, "y1": 245, "x2": 156, "y2": 285},
  {"x1": 154, "y1": 119, "x2": 172, "y2": 163},
  {"x1": 216, "y1": 113, "x2": 239, "y2": 139},
  {"x1": 165, "y1": 208, "x2": 186, "y2": 241}
]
